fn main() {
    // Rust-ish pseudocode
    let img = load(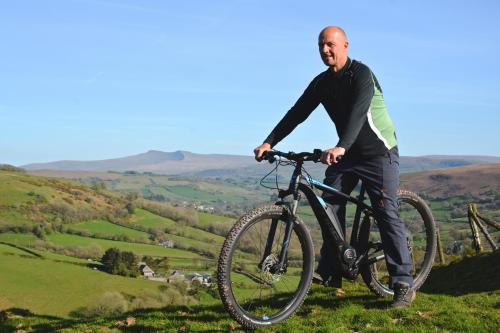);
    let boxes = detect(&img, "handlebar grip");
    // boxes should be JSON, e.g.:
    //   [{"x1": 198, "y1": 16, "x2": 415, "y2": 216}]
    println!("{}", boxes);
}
[
  {"x1": 262, "y1": 150, "x2": 276, "y2": 163},
  {"x1": 312, "y1": 149, "x2": 322, "y2": 162}
]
